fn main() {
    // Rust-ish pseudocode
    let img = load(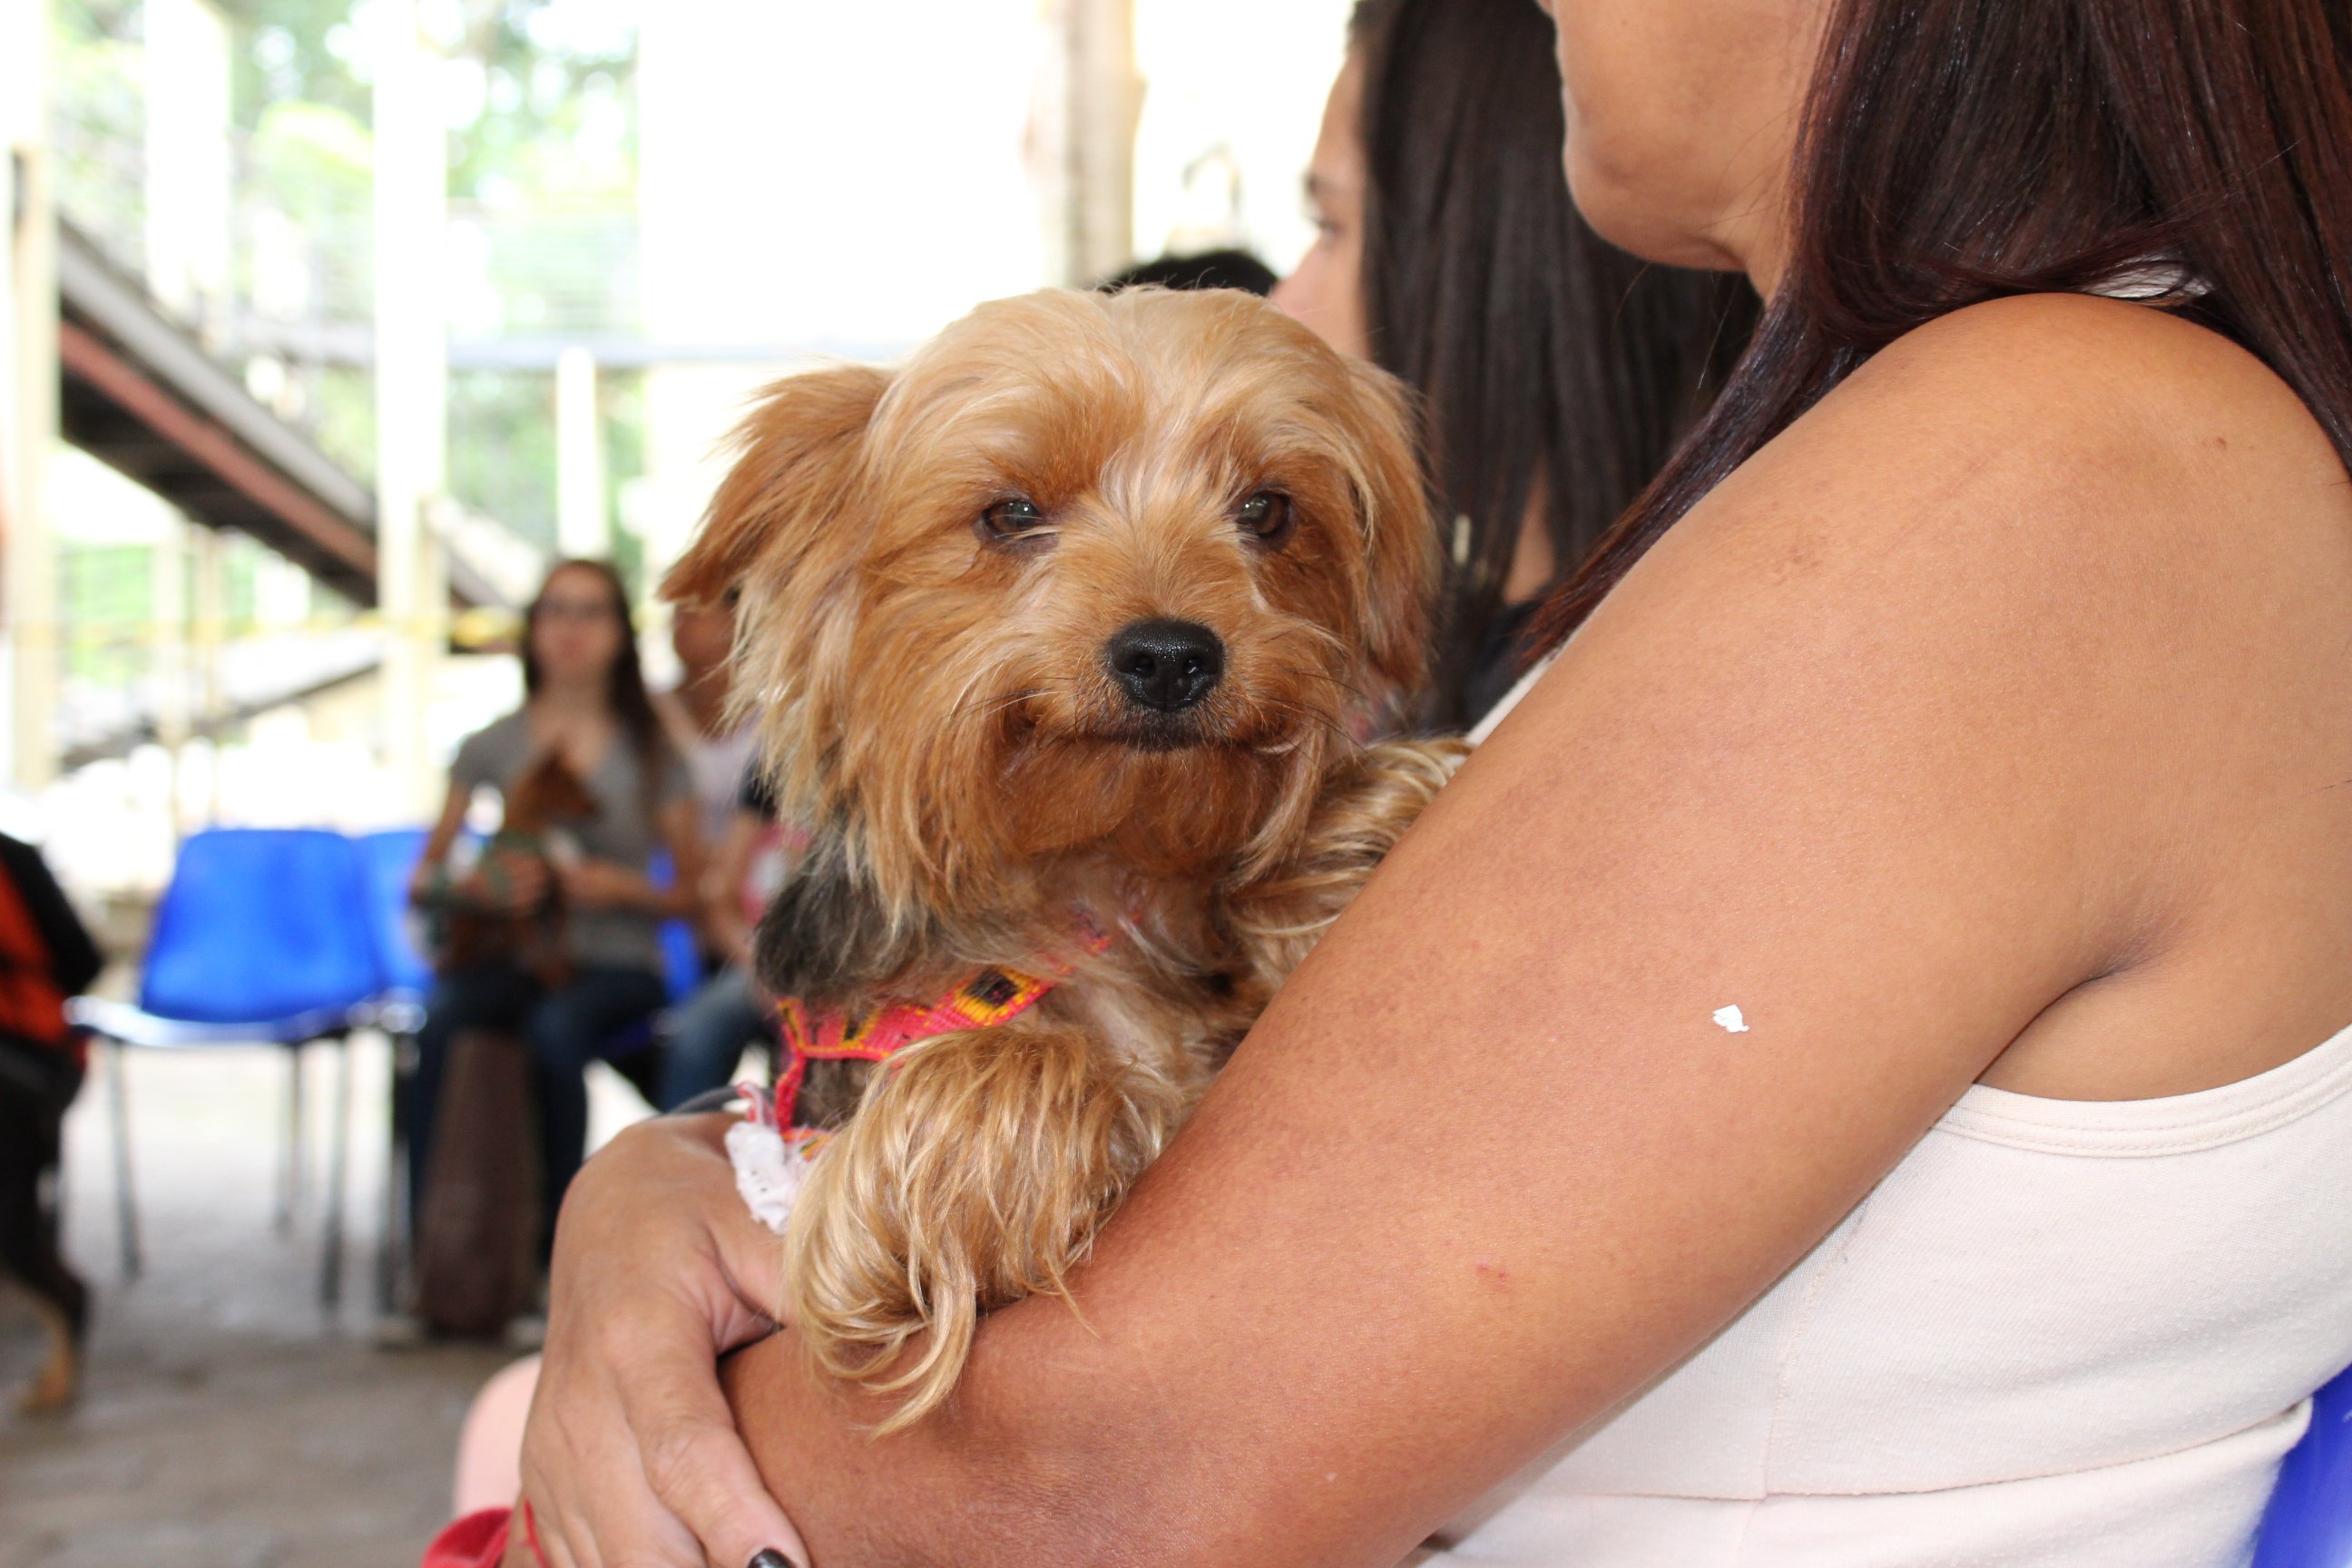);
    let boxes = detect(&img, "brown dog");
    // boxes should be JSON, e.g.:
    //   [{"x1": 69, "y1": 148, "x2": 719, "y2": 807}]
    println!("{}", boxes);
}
[
  {"x1": 667, "y1": 287, "x2": 1464, "y2": 1425},
  {"x1": 435, "y1": 751, "x2": 598, "y2": 985}
]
